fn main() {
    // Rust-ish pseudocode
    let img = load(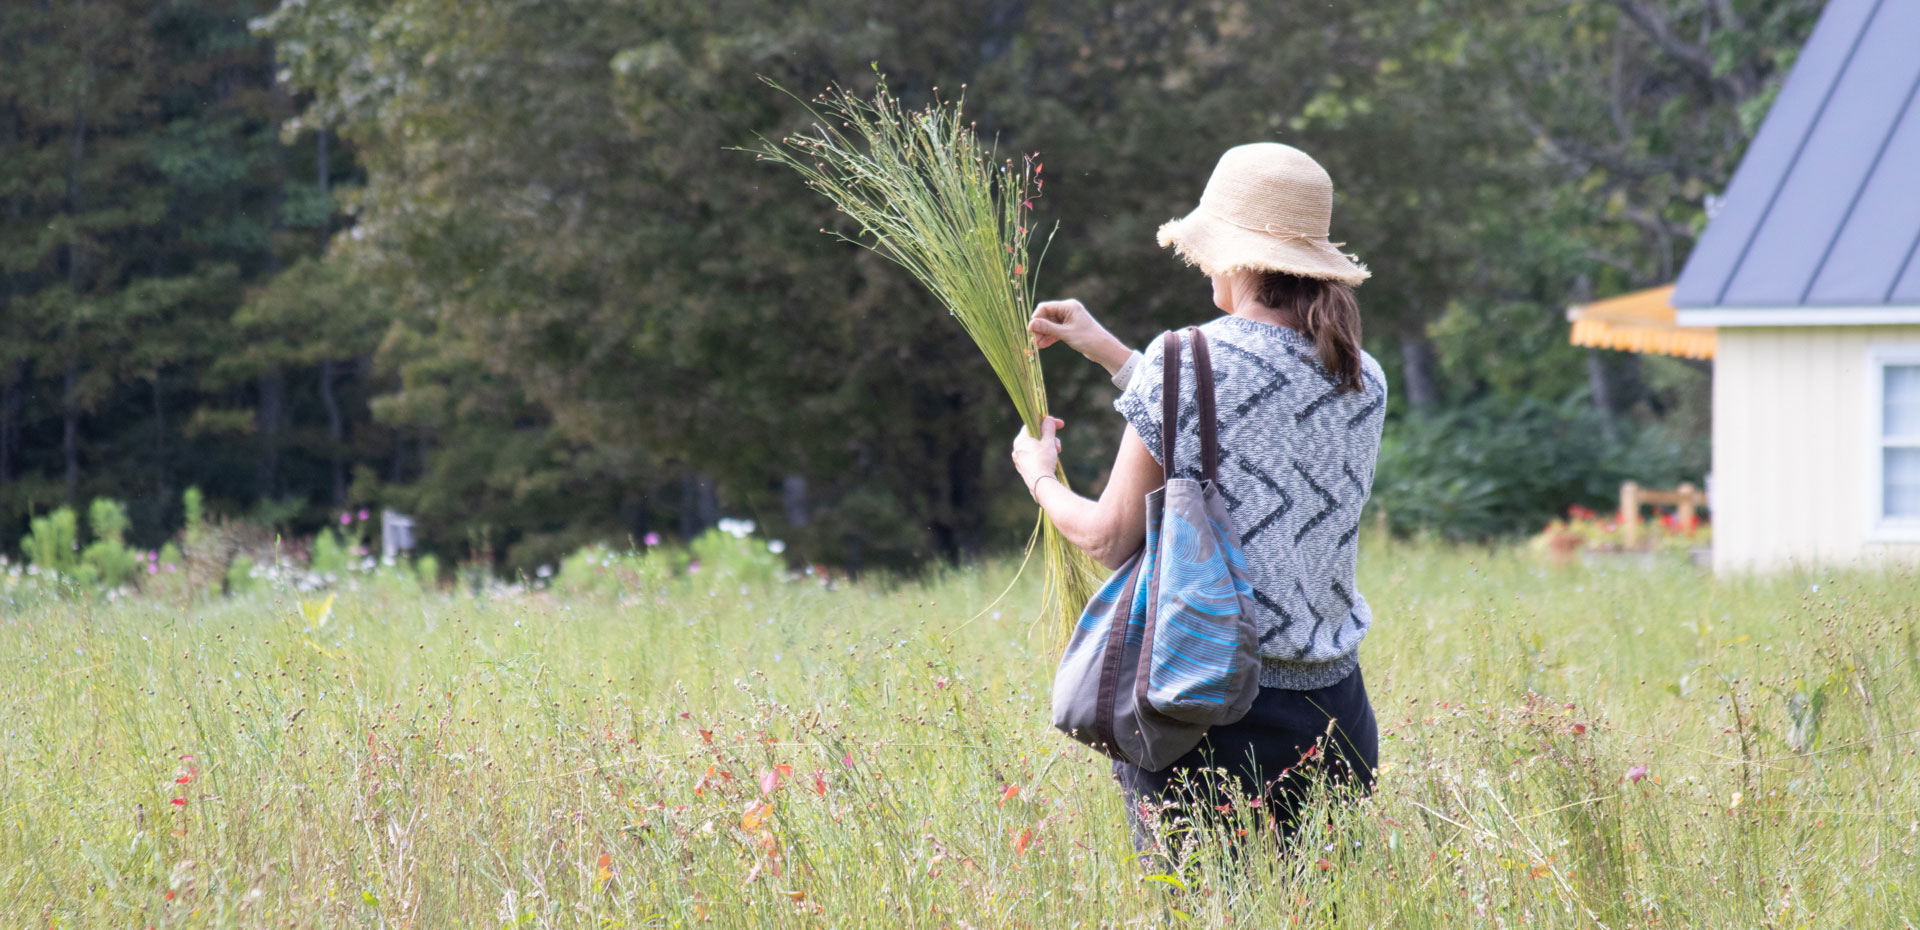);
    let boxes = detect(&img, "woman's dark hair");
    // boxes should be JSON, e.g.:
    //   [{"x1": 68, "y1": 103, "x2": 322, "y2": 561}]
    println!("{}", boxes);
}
[{"x1": 1254, "y1": 271, "x2": 1364, "y2": 393}]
